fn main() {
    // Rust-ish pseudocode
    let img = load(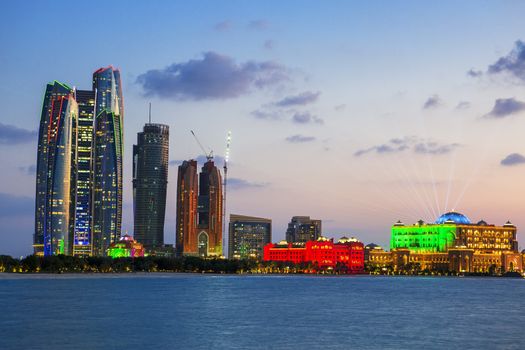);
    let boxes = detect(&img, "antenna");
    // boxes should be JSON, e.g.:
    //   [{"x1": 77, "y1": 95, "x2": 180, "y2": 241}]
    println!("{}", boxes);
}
[
  {"x1": 148, "y1": 102, "x2": 152, "y2": 124},
  {"x1": 223, "y1": 131, "x2": 231, "y2": 258}
]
